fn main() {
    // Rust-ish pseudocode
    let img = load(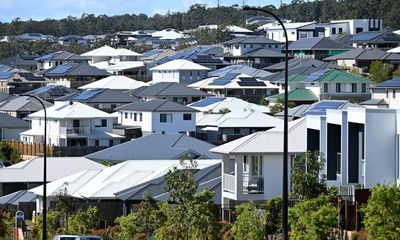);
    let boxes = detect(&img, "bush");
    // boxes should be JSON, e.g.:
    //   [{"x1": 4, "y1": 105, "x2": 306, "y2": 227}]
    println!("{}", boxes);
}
[
  {"x1": 37, "y1": 211, "x2": 62, "y2": 239},
  {"x1": 363, "y1": 184, "x2": 400, "y2": 239},
  {"x1": 0, "y1": 141, "x2": 20, "y2": 163},
  {"x1": 230, "y1": 202, "x2": 265, "y2": 240},
  {"x1": 115, "y1": 213, "x2": 137, "y2": 239},
  {"x1": 67, "y1": 206, "x2": 100, "y2": 235},
  {"x1": 260, "y1": 197, "x2": 282, "y2": 235},
  {"x1": 289, "y1": 195, "x2": 338, "y2": 240},
  {"x1": 0, "y1": 208, "x2": 13, "y2": 237}
]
